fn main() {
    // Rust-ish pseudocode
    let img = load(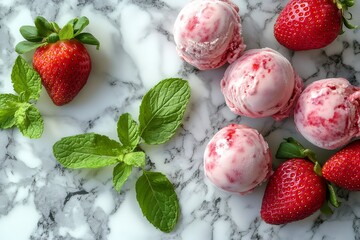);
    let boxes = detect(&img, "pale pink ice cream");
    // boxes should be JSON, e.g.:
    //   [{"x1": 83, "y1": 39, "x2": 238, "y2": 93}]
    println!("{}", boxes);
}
[
  {"x1": 294, "y1": 78, "x2": 360, "y2": 150},
  {"x1": 221, "y1": 48, "x2": 303, "y2": 120},
  {"x1": 204, "y1": 124, "x2": 272, "y2": 194},
  {"x1": 173, "y1": 0, "x2": 246, "y2": 70}
]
